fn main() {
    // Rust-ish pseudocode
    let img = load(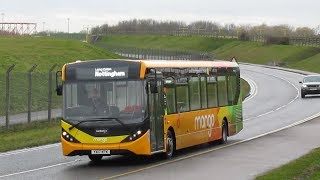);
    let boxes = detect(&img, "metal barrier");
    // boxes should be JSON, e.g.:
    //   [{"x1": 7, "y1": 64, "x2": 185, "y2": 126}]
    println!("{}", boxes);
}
[{"x1": 0, "y1": 64, "x2": 62, "y2": 127}]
